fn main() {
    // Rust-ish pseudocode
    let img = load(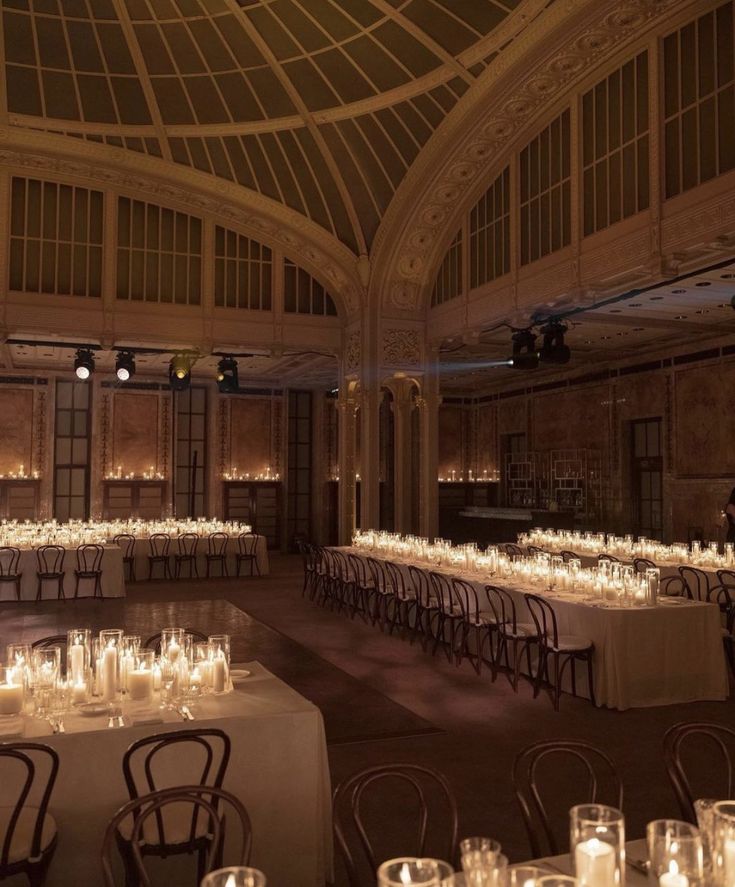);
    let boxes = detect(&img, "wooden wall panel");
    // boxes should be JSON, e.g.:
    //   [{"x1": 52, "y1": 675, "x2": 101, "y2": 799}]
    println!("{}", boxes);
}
[
  {"x1": 111, "y1": 393, "x2": 159, "y2": 475},
  {"x1": 0, "y1": 389, "x2": 34, "y2": 474},
  {"x1": 531, "y1": 385, "x2": 608, "y2": 451},
  {"x1": 230, "y1": 397, "x2": 272, "y2": 475},
  {"x1": 674, "y1": 364, "x2": 735, "y2": 477}
]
